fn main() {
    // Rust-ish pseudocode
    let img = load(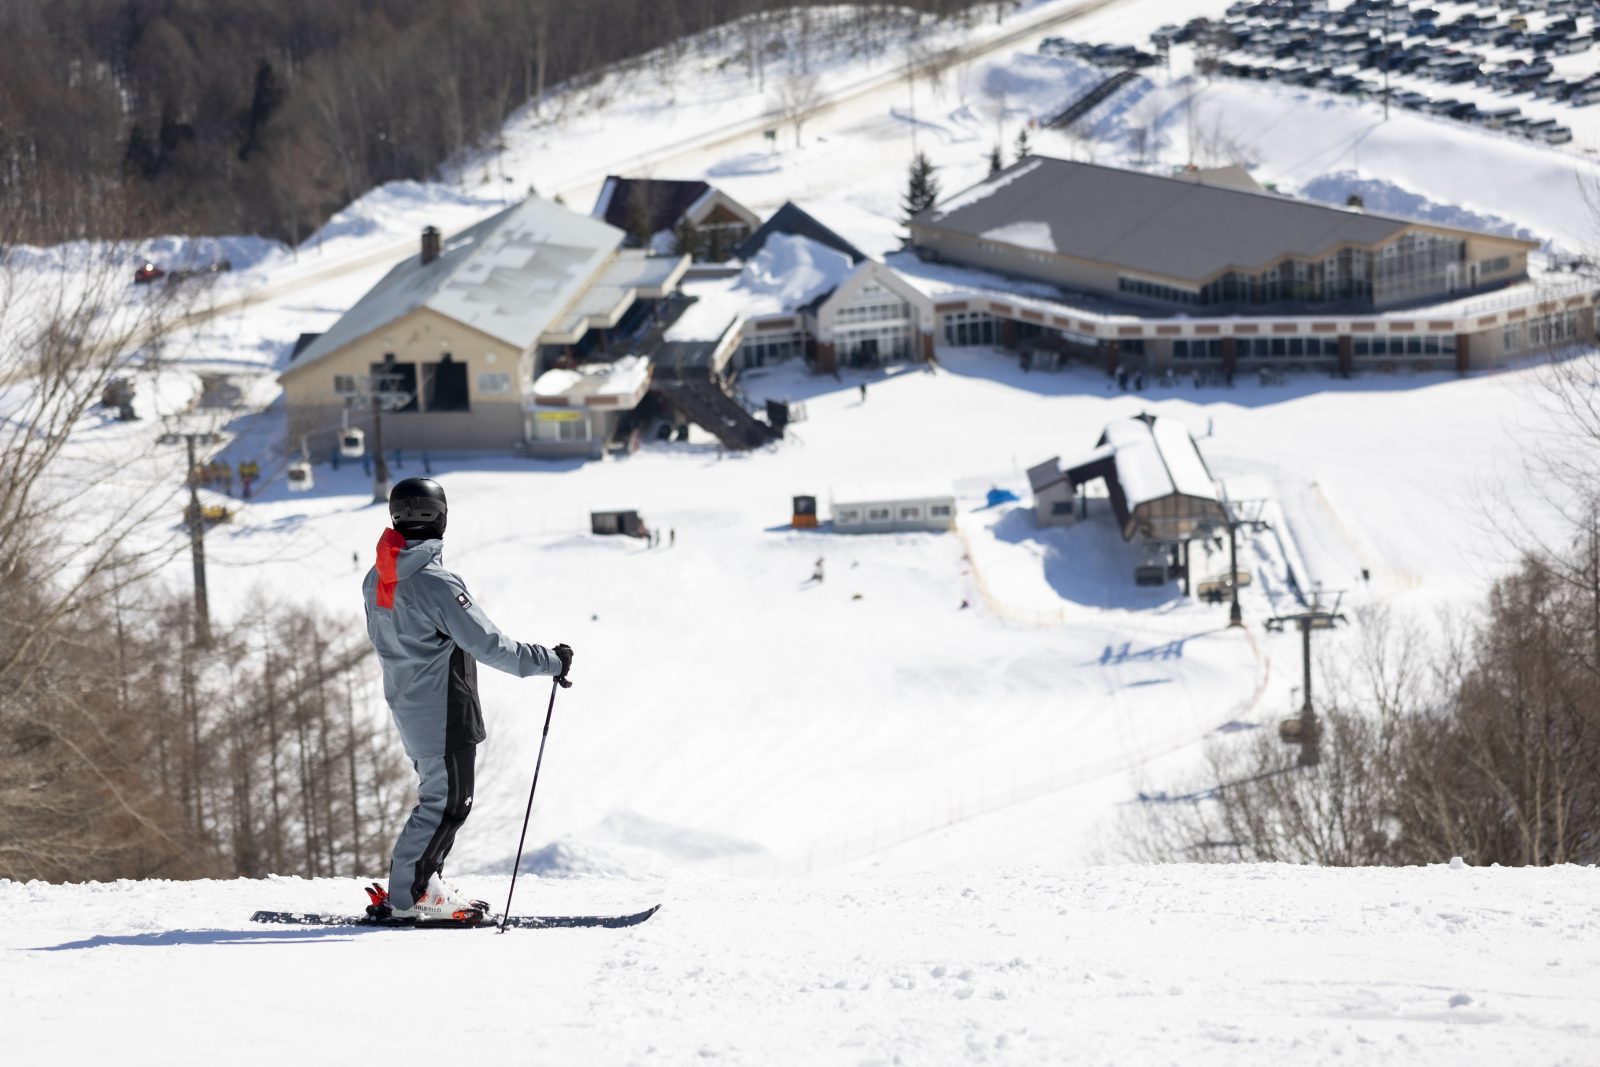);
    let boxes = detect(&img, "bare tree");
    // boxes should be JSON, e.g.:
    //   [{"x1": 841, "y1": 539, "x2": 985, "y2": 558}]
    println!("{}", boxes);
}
[{"x1": 771, "y1": 70, "x2": 823, "y2": 148}]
